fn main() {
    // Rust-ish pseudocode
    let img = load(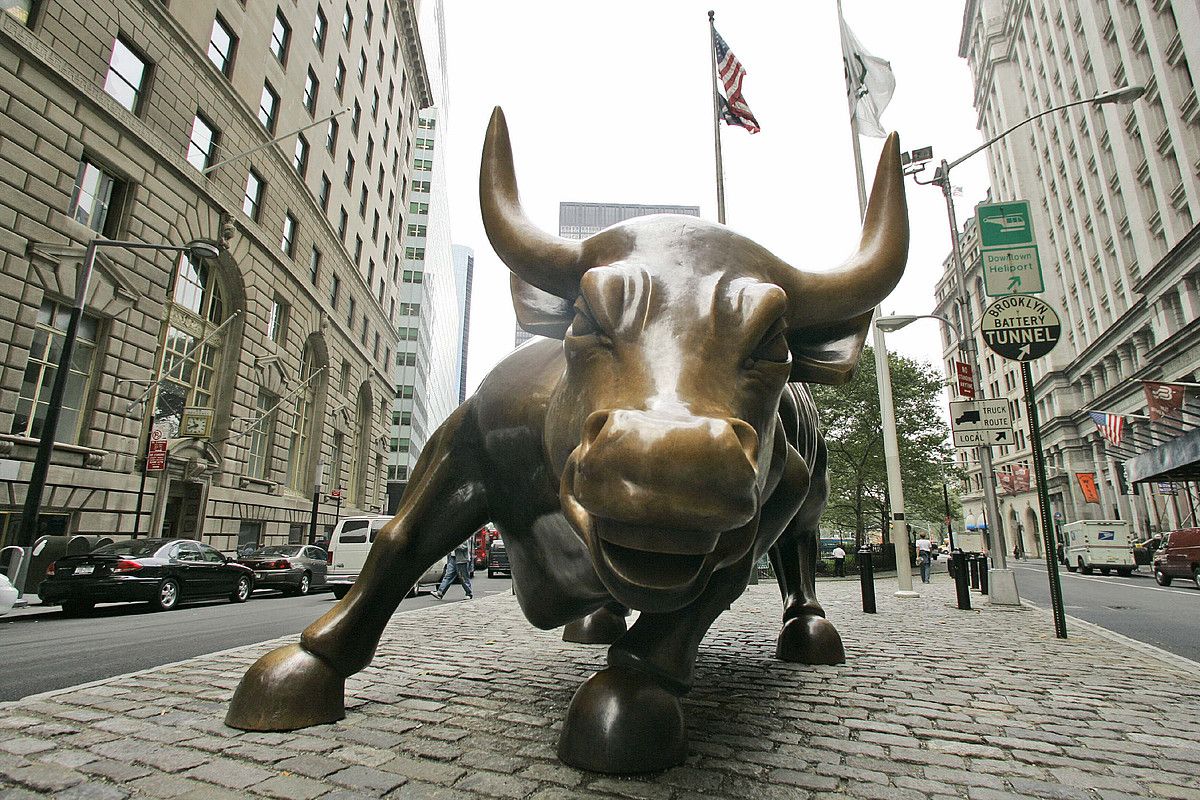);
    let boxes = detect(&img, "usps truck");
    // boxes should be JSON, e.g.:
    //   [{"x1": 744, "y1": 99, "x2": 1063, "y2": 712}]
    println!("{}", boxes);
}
[{"x1": 1063, "y1": 520, "x2": 1135, "y2": 576}]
